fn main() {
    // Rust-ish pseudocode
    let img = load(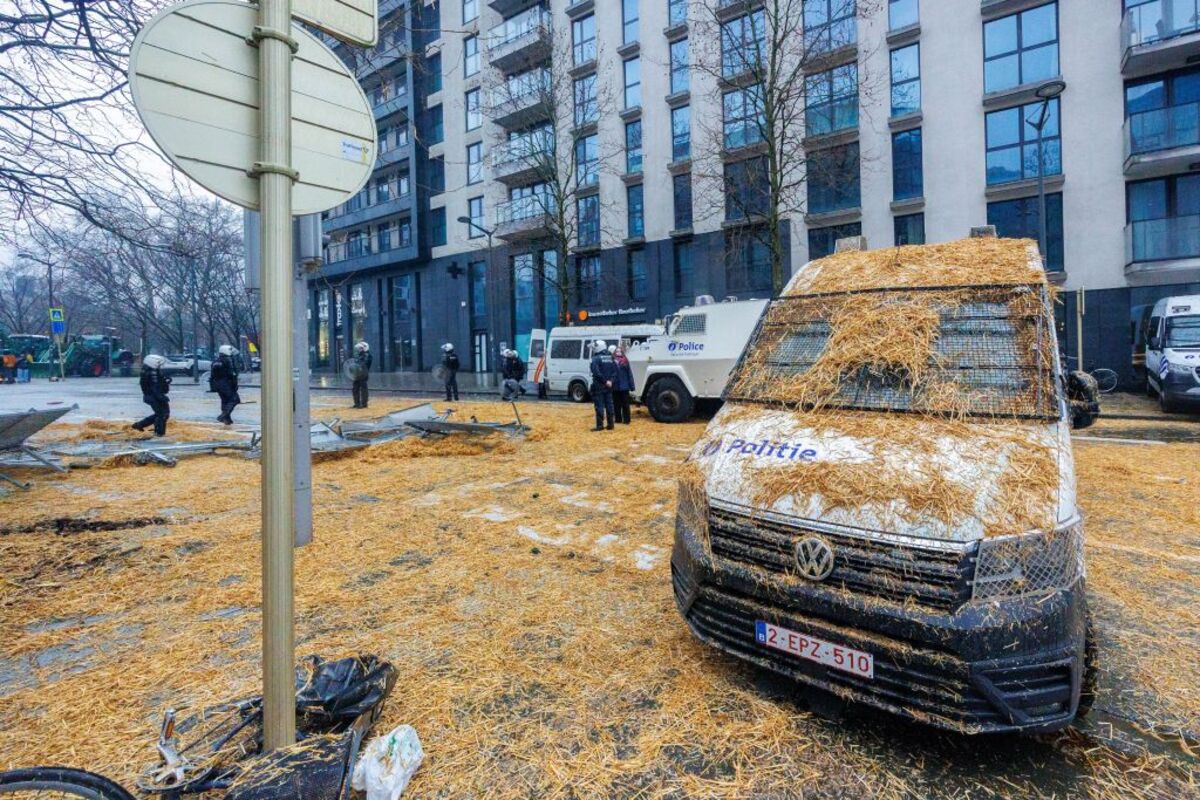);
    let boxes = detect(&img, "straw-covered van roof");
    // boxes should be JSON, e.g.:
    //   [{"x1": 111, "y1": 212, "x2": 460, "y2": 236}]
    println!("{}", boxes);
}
[{"x1": 785, "y1": 237, "x2": 1046, "y2": 296}]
